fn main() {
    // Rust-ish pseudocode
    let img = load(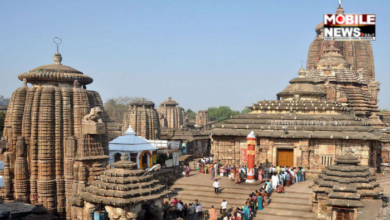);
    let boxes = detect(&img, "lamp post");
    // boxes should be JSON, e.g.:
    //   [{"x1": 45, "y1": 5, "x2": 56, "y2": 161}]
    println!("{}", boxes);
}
[{"x1": 246, "y1": 131, "x2": 256, "y2": 183}]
